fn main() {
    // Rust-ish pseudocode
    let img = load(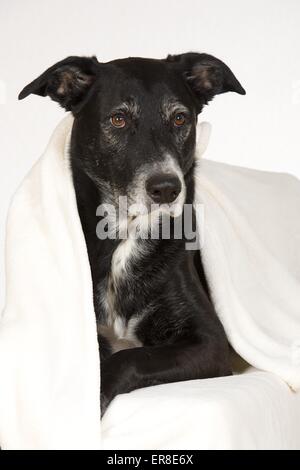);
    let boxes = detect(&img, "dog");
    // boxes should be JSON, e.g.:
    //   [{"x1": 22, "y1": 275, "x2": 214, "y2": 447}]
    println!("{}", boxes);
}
[{"x1": 19, "y1": 52, "x2": 245, "y2": 415}]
